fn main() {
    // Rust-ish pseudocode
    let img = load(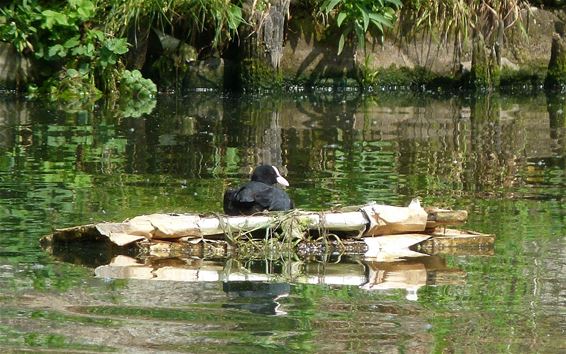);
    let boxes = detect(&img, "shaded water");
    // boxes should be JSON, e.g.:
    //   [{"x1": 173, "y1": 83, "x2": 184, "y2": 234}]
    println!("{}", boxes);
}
[{"x1": 0, "y1": 92, "x2": 564, "y2": 353}]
